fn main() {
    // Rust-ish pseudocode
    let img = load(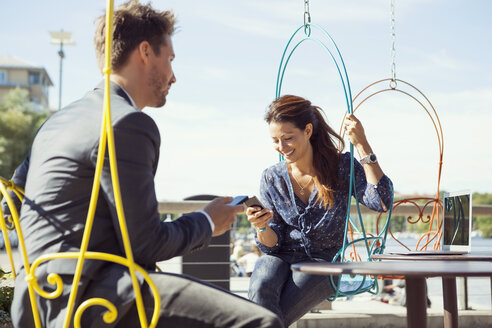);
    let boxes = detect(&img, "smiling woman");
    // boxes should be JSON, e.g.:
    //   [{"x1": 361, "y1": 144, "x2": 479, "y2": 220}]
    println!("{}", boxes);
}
[
  {"x1": 245, "y1": 94, "x2": 393, "y2": 327},
  {"x1": 266, "y1": 95, "x2": 345, "y2": 208}
]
